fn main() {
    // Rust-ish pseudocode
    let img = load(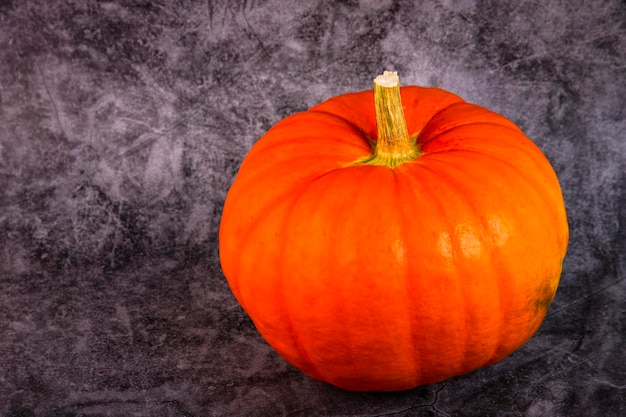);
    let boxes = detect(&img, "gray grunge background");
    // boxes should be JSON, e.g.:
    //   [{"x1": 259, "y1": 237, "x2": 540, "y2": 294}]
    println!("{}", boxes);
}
[{"x1": 0, "y1": 1, "x2": 624, "y2": 416}]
